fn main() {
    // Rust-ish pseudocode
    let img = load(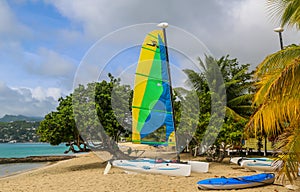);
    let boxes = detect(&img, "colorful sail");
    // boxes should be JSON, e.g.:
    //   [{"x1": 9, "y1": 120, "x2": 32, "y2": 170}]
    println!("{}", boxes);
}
[{"x1": 132, "y1": 30, "x2": 175, "y2": 146}]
